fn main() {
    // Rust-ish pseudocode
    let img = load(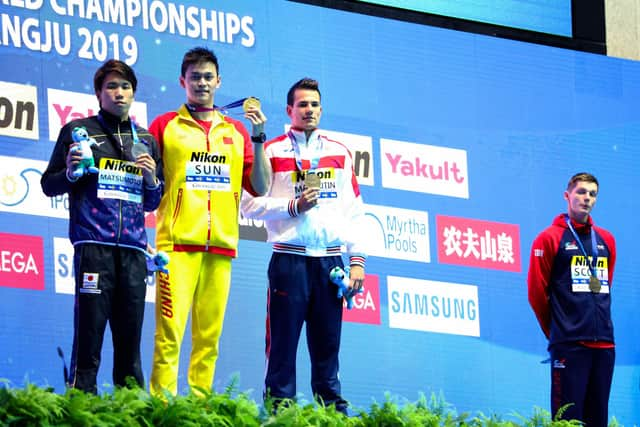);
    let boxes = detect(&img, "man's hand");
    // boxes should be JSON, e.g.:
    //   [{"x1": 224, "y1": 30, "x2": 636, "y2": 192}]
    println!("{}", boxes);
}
[
  {"x1": 296, "y1": 188, "x2": 319, "y2": 213},
  {"x1": 246, "y1": 105, "x2": 270, "y2": 195},
  {"x1": 66, "y1": 143, "x2": 82, "y2": 179},
  {"x1": 134, "y1": 153, "x2": 158, "y2": 186},
  {"x1": 244, "y1": 106, "x2": 267, "y2": 137},
  {"x1": 349, "y1": 265, "x2": 365, "y2": 291}
]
